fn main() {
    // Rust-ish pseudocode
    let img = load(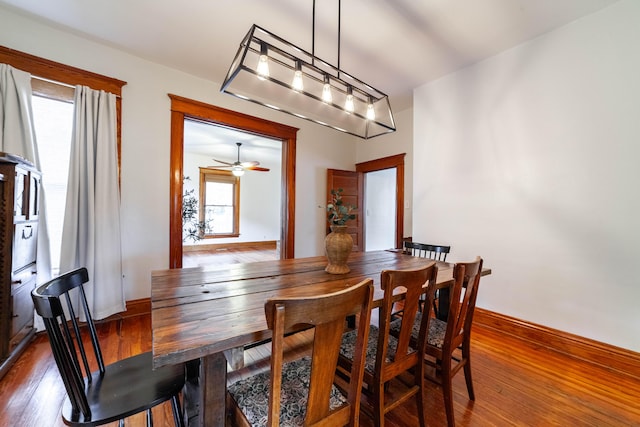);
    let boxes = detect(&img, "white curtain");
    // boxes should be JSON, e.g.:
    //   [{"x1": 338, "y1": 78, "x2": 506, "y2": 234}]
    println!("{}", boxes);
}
[
  {"x1": 59, "y1": 85, "x2": 124, "y2": 320},
  {"x1": 0, "y1": 64, "x2": 53, "y2": 285}
]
